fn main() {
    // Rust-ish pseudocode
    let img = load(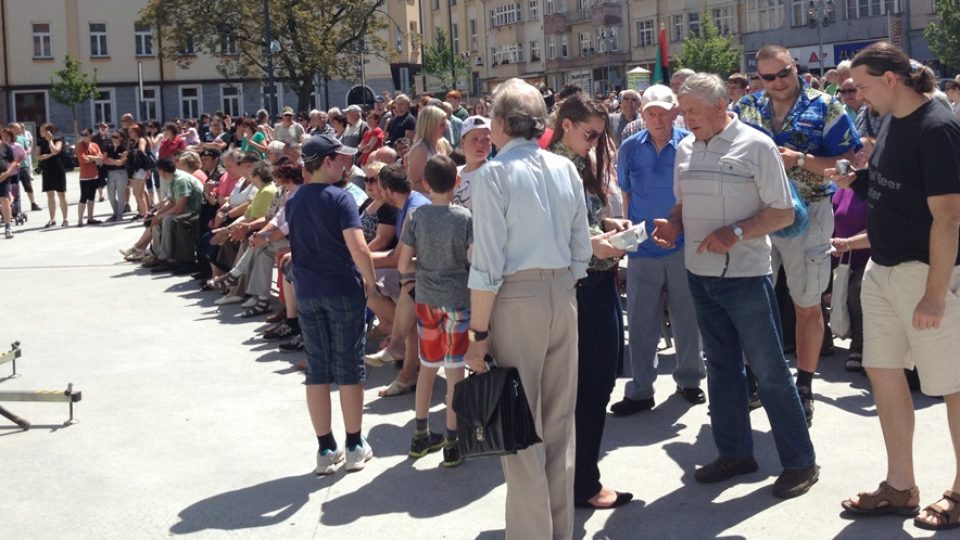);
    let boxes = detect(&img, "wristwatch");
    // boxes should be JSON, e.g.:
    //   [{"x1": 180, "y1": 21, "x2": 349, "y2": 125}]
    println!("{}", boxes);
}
[
  {"x1": 732, "y1": 223, "x2": 744, "y2": 241},
  {"x1": 796, "y1": 153, "x2": 806, "y2": 168},
  {"x1": 468, "y1": 329, "x2": 489, "y2": 343}
]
